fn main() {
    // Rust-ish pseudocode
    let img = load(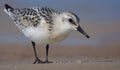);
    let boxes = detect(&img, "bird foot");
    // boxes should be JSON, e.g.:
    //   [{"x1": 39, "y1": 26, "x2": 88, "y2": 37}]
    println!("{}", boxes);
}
[
  {"x1": 44, "y1": 60, "x2": 53, "y2": 63},
  {"x1": 33, "y1": 58, "x2": 53, "y2": 64},
  {"x1": 33, "y1": 58, "x2": 44, "y2": 64}
]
